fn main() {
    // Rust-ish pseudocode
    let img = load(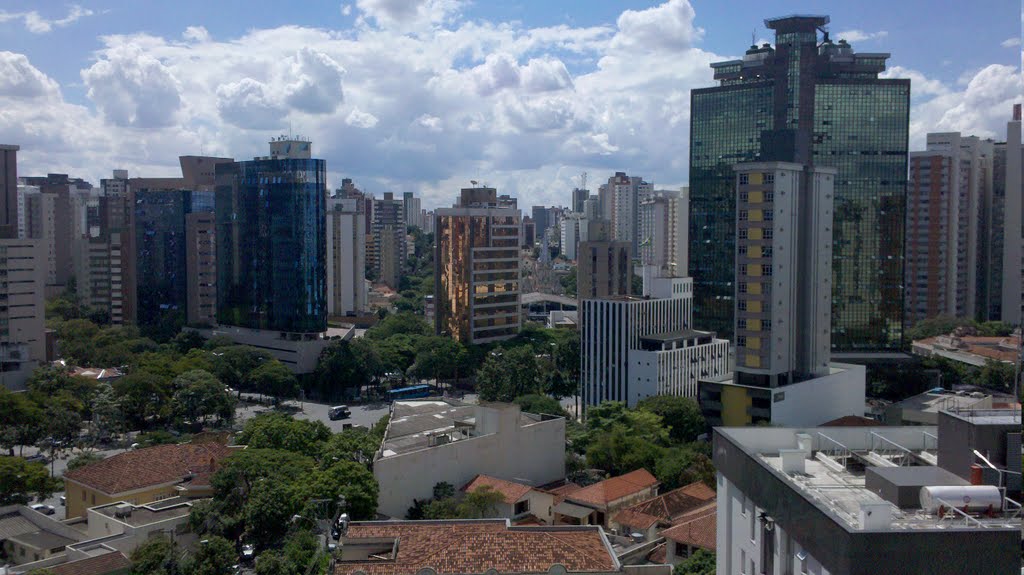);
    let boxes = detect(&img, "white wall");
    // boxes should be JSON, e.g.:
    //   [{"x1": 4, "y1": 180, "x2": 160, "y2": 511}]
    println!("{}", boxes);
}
[
  {"x1": 374, "y1": 417, "x2": 566, "y2": 518},
  {"x1": 769, "y1": 363, "x2": 866, "y2": 428},
  {"x1": 629, "y1": 338, "x2": 729, "y2": 406}
]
